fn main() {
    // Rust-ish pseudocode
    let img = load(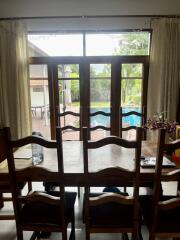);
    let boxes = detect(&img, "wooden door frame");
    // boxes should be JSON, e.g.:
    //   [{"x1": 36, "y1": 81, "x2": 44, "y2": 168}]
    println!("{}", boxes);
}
[{"x1": 29, "y1": 56, "x2": 149, "y2": 139}]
